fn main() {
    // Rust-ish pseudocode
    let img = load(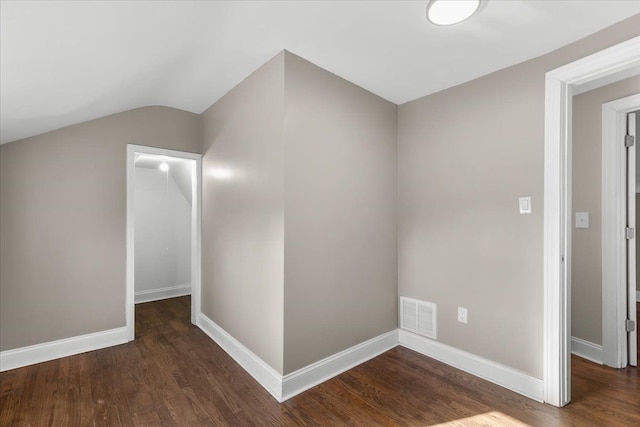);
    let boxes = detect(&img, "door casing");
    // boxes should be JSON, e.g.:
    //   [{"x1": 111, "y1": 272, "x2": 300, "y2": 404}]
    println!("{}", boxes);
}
[
  {"x1": 126, "y1": 144, "x2": 202, "y2": 340},
  {"x1": 544, "y1": 35, "x2": 640, "y2": 407},
  {"x1": 602, "y1": 96, "x2": 640, "y2": 368}
]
